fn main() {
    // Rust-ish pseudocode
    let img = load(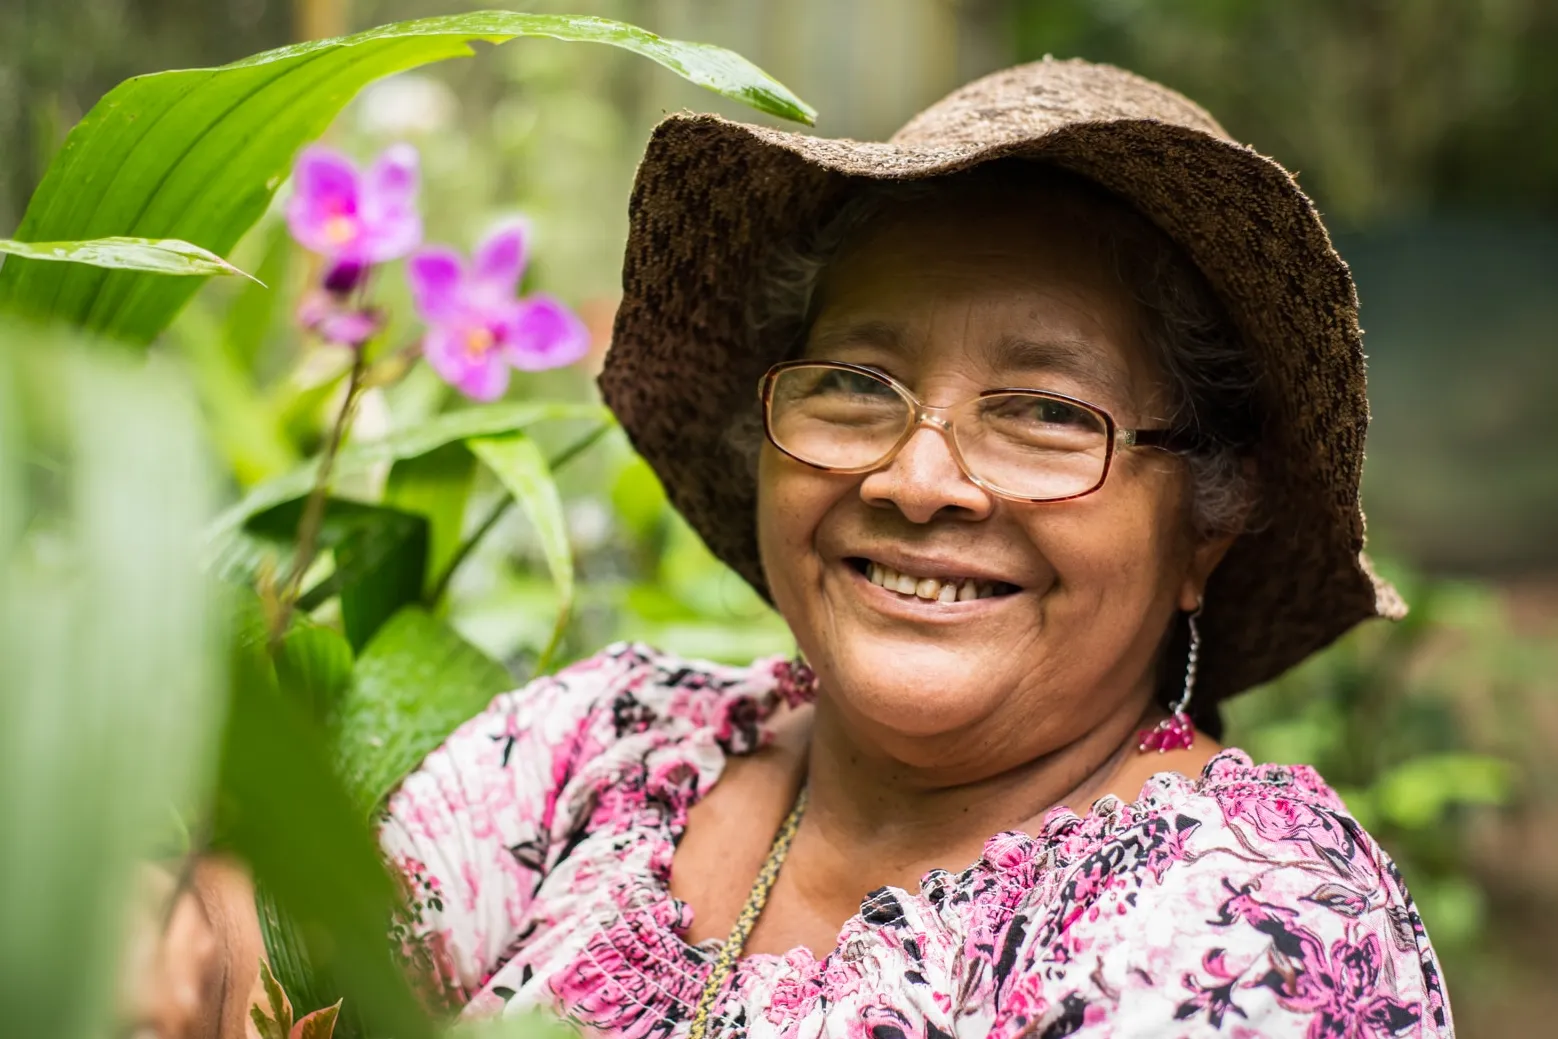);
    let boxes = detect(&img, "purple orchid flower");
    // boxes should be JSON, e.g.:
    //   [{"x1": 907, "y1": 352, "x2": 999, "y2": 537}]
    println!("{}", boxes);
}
[
  {"x1": 286, "y1": 143, "x2": 422, "y2": 267},
  {"x1": 406, "y1": 223, "x2": 591, "y2": 400},
  {"x1": 286, "y1": 143, "x2": 421, "y2": 348}
]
